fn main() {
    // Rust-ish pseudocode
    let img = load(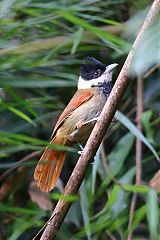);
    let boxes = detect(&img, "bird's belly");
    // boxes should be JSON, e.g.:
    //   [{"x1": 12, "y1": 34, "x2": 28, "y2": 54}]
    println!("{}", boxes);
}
[
  {"x1": 69, "y1": 118, "x2": 96, "y2": 144},
  {"x1": 59, "y1": 94, "x2": 106, "y2": 144}
]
